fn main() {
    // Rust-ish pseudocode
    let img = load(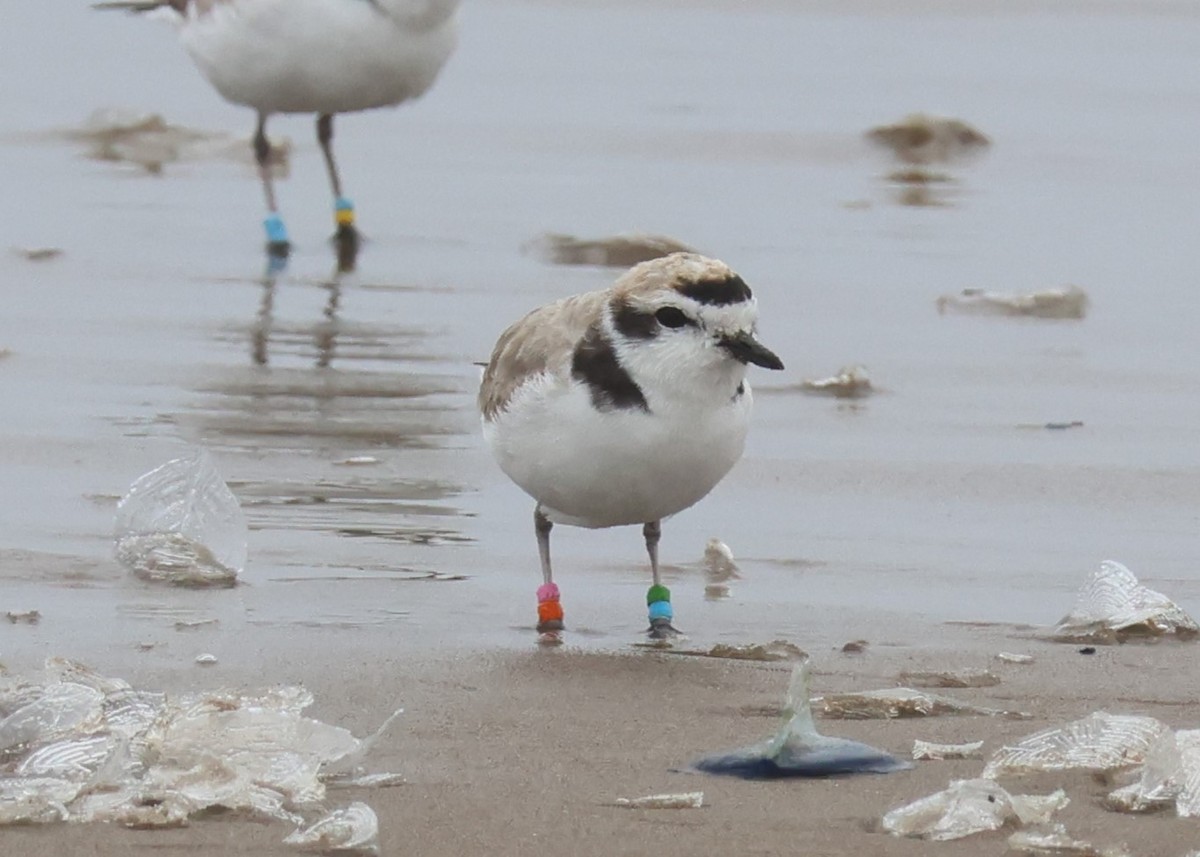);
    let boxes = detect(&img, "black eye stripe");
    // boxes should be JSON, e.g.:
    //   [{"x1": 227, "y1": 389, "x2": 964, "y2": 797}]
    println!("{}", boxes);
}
[
  {"x1": 611, "y1": 299, "x2": 657, "y2": 339},
  {"x1": 676, "y1": 275, "x2": 753, "y2": 306}
]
